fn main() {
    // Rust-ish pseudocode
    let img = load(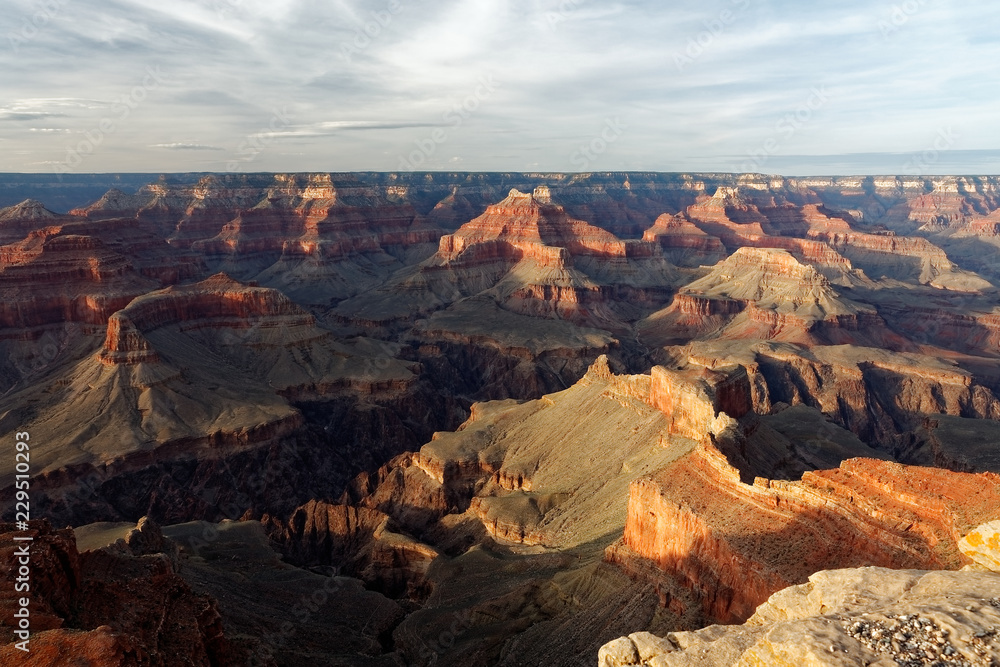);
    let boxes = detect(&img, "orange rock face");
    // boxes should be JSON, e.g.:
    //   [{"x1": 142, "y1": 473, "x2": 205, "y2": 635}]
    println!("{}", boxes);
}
[
  {"x1": 649, "y1": 365, "x2": 752, "y2": 441},
  {"x1": 609, "y1": 445, "x2": 1000, "y2": 623},
  {"x1": 438, "y1": 187, "x2": 637, "y2": 261},
  {"x1": 642, "y1": 215, "x2": 727, "y2": 267}
]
